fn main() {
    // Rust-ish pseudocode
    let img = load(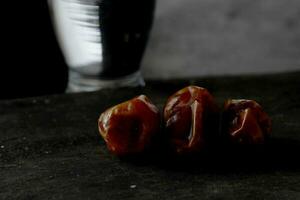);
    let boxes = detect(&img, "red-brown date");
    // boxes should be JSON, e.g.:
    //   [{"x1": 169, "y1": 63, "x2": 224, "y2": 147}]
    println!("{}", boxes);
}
[
  {"x1": 222, "y1": 99, "x2": 271, "y2": 144},
  {"x1": 163, "y1": 86, "x2": 219, "y2": 154},
  {"x1": 98, "y1": 95, "x2": 160, "y2": 156}
]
